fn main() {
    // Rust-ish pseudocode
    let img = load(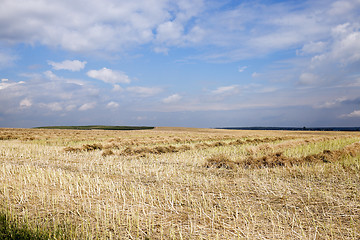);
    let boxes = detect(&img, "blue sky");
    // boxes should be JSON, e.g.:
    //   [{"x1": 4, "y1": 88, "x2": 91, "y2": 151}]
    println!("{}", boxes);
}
[{"x1": 1, "y1": 0, "x2": 360, "y2": 128}]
